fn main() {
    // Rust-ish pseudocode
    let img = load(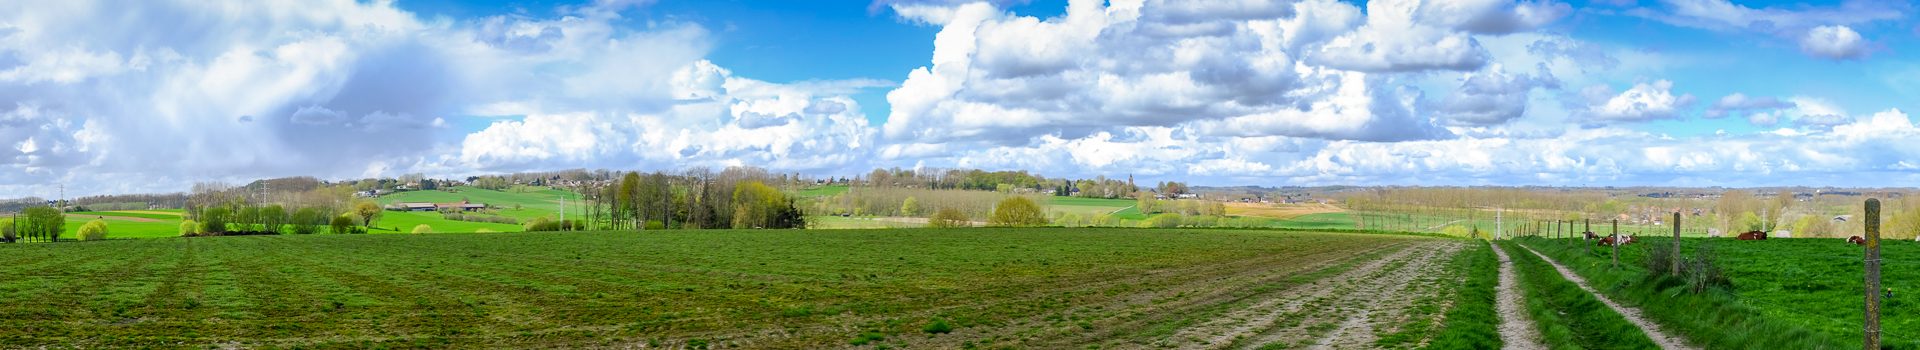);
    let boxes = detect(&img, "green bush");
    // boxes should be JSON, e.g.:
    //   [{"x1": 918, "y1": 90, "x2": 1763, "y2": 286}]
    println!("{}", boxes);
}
[
  {"x1": 411, "y1": 224, "x2": 433, "y2": 234},
  {"x1": 988, "y1": 197, "x2": 1046, "y2": 227},
  {"x1": 1143, "y1": 213, "x2": 1183, "y2": 228},
  {"x1": 329, "y1": 215, "x2": 356, "y2": 234},
  {"x1": 525, "y1": 217, "x2": 576, "y2": 232},
  {"x1": 0, "y1": 218, "x2": 13, "y2": 241},
  {"x1": 928, "y1": 208, "x2": 970, "y2": 228},
  {"x1": 180, "y1": 220, "x2": 202, "y2": 237},
  {"x1": 77, "y1": 219, "x2": 109, "y2": 241},
  {"x1": 200, "y1": 207, "x2": 230, "y2": 234},
  {"x1": 923, "y1": 319, "x2": 952, "y2": 334}
]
